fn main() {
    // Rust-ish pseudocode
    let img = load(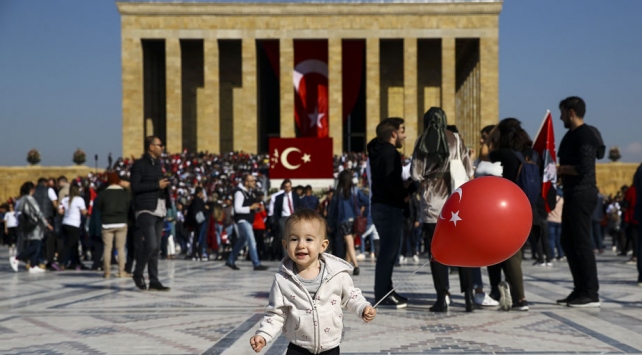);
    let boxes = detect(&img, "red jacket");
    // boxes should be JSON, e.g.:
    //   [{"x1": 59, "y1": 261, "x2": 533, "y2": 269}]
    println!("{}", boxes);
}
[
  {"x1": 253, "y1": 207, "x2": 267, "y2": 230},
  {"x1": 624, "y1": 186, "x2": 638, "y2": 225}
]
